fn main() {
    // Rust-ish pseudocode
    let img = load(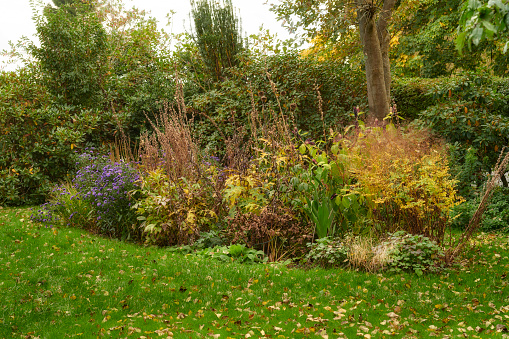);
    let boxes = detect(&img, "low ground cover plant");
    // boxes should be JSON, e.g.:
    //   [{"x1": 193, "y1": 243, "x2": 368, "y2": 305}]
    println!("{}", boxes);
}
[{"x1": 383, "y1": 231, "x2": 444, "y2": 275}]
